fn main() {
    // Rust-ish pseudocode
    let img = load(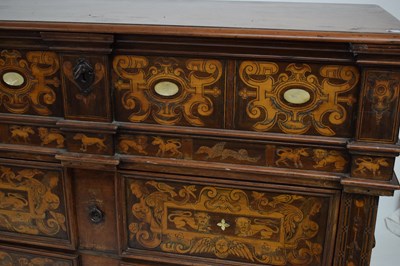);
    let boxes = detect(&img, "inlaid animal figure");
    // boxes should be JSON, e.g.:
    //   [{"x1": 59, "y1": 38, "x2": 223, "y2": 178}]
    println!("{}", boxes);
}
[
  {"x1": 168, "y1": 211, "x2": 211, "y2": 233},
  {"x1": 353, "y1": 157, "x2": 389, "y2": 176},
  {"x1": 73, "y1": 133, "x2": 107, "y2": 152},
  {"x1": 151, "y1": 136, "x2": 182, "y2": 158},
  {"x1": 38, "y1": 127, "x2": 65, "y2": 148},
  {"x1": 119, "y1": 136, "x2": 148, "y2": 155},
  {"x1": 276, "y1": 148, "x2": 309, "y2": 168},
  {"x1": 196, "y1": 142, "x2": 260, "y2": 162},
  {"x1": 313, "y1": 149, "x2": 347, "y2": 171},
  {"x1": 10, "y1": 126, "x2": 35, "y2": 143}
]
